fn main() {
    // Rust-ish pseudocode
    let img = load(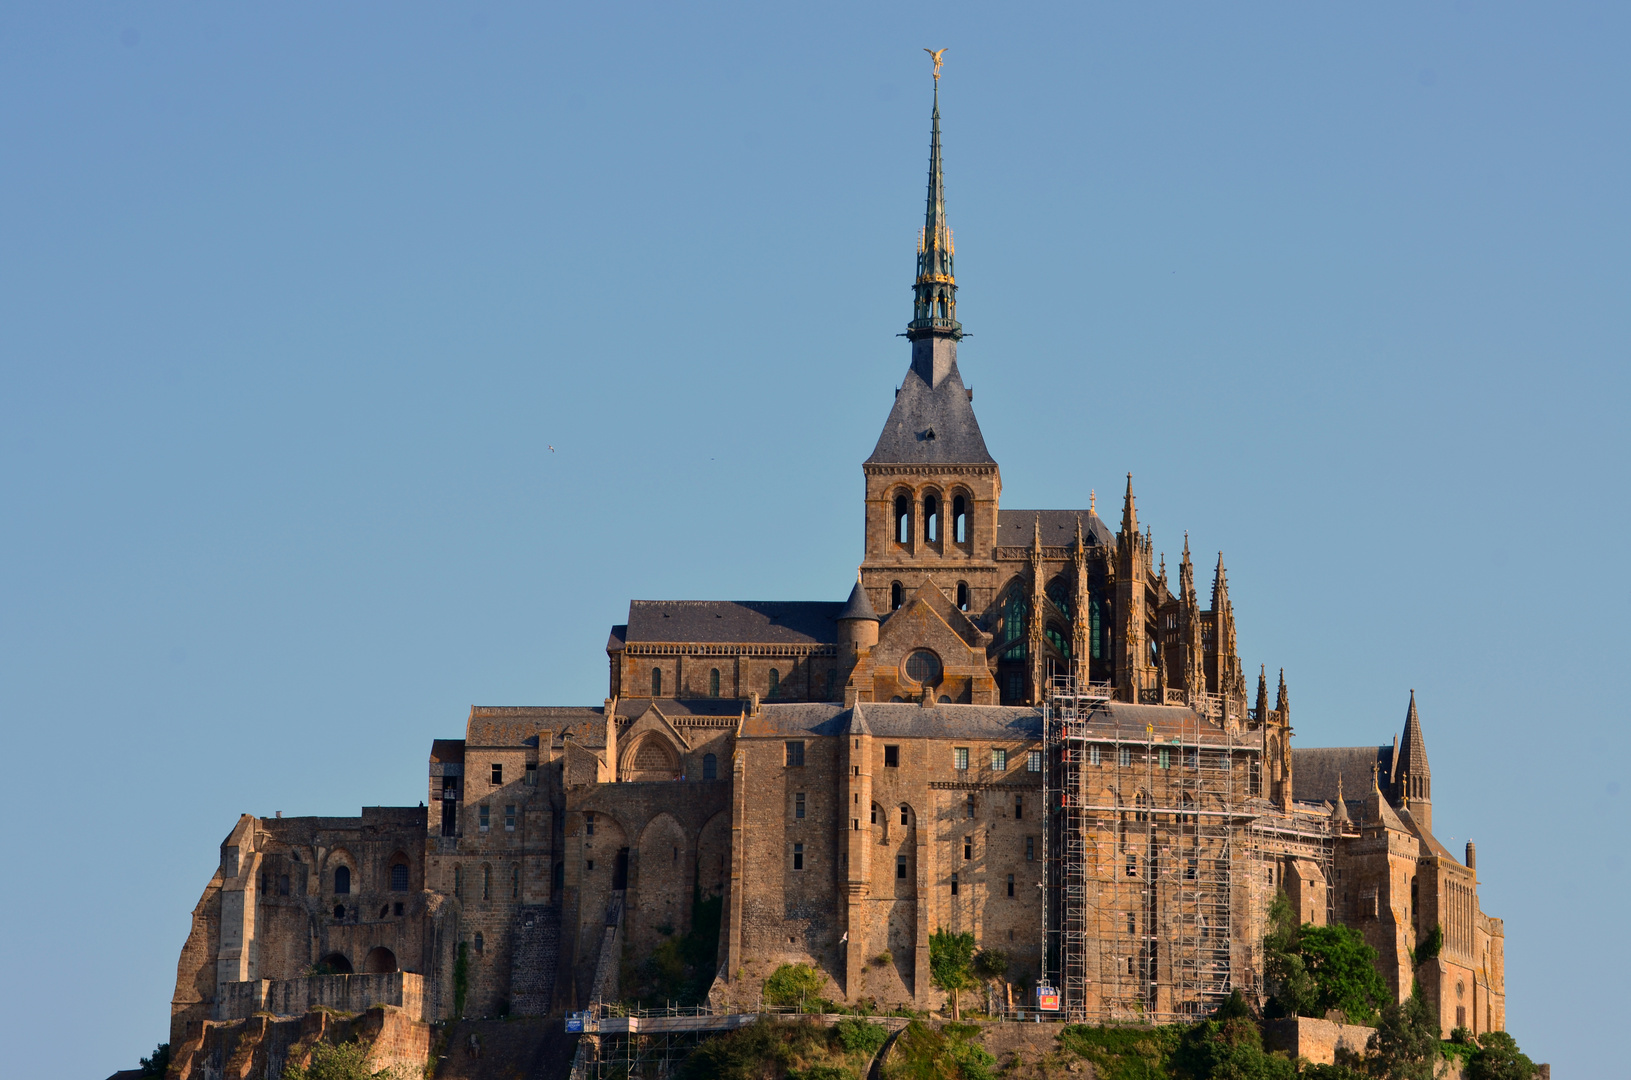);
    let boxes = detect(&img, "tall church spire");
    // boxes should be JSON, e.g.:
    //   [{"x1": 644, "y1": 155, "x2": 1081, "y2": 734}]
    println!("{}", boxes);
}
[{"x1": 906, "y1": 80, "x2": 962, "y2": 345}]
